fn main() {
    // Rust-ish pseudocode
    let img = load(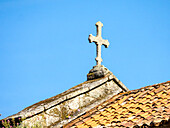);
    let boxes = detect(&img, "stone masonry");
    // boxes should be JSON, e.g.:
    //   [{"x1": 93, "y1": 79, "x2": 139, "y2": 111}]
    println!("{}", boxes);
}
[
  {"x1": 0, "y1": 72, "x2": 128, "y2": 127},
  {"x1": 87, "y1": 21, "x2": 110, "y2": 80}
]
